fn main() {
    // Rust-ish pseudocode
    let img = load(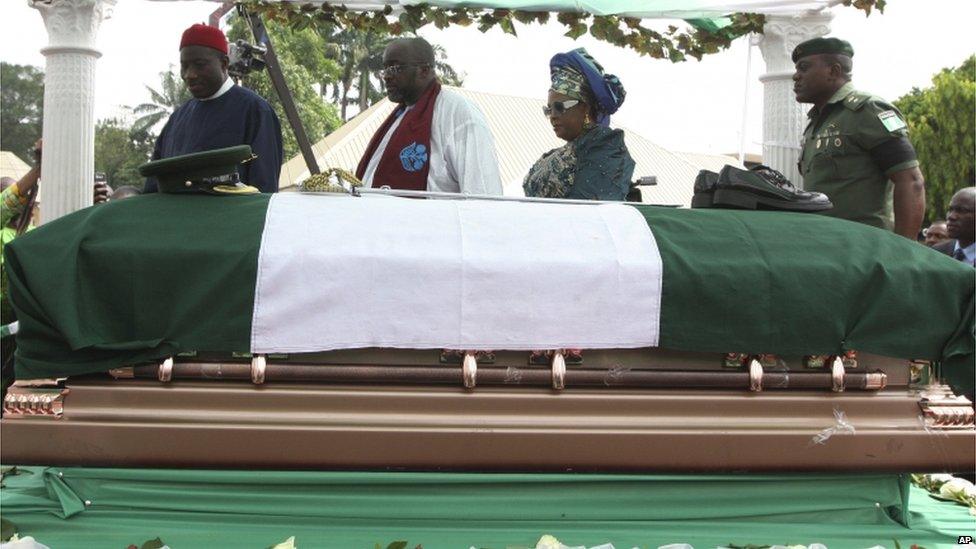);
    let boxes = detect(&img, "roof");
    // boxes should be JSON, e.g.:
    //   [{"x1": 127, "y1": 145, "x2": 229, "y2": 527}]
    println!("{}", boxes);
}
[
  {"x1": 678, "y1": 152, "x2": 744, "y2": 175},
  {"x1": 279, "y1": 87, "x2": 743, "y2": 207},
  {"x1": 0, "y1": 151, "x2": 31, "y2": 181}
]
